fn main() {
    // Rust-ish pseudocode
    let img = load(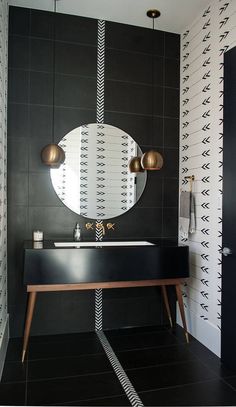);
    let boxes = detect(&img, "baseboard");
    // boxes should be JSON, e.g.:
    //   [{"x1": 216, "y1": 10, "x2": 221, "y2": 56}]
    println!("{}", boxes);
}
[
  {"x1": 0, "y1": 315, "x2": 9, "y2": 379},
  {"x1": 177, "y1": 308, "x2": 221, "y2": 357}
]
